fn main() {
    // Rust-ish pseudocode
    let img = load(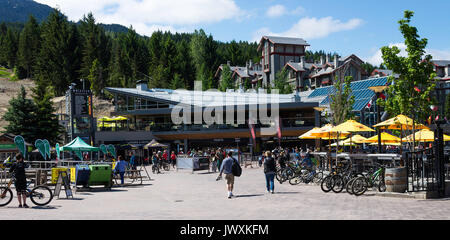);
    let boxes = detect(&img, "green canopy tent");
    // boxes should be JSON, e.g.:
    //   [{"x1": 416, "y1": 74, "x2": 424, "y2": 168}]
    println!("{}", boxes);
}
[{"x1": 60, "y1": 137, "x2": 100, "y2": 161}]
